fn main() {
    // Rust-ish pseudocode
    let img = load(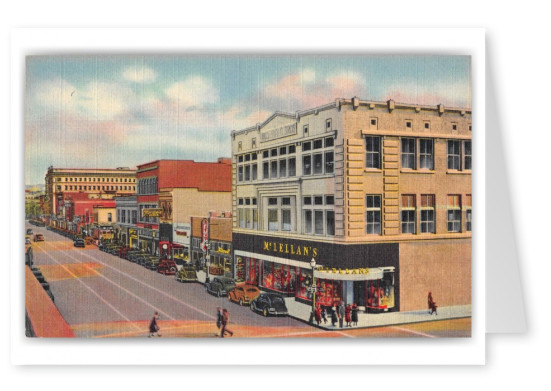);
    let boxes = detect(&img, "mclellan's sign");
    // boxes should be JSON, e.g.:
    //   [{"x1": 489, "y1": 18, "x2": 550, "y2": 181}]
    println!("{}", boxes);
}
[{"x1": 263, "y1": 241, "x2": 318, "y2": 258}]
